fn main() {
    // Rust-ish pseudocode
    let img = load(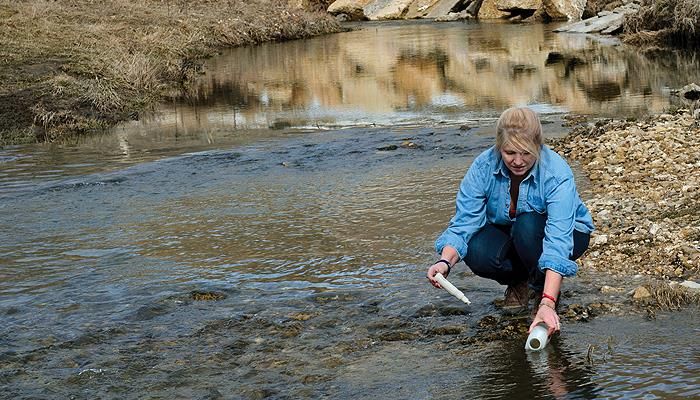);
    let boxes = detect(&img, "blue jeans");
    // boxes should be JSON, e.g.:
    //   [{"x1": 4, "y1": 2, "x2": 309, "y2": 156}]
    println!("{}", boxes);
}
[{"x1": 463, "y1": 212, "x2": 590, "y2": 291}]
